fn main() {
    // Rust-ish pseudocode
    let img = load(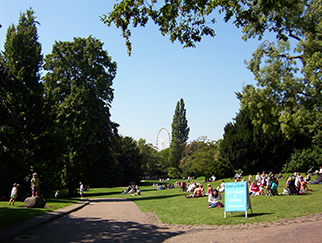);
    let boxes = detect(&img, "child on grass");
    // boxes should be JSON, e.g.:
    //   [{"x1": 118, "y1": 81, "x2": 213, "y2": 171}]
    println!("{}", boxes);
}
[{"x1": 8, "y1": 183, "x2": 19, "y2": 205}]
